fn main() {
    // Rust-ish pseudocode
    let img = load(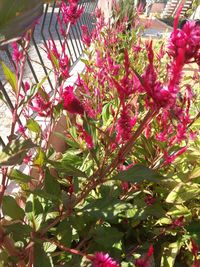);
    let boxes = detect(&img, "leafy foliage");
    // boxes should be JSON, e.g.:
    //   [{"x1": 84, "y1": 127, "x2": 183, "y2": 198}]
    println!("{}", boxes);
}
[{"x1": 0, "y1": 1, "x2": 200, "y2": 267}]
